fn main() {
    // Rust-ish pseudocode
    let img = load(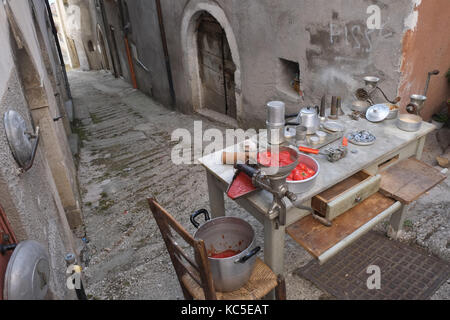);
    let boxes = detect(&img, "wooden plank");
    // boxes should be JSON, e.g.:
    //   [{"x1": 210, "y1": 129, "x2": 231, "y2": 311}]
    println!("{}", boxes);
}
[
  {"x1": 379, "y1": 158, "x2": 446, "y2": 204},
  {"x1": 286, "y1": 192, "x2": 395, "y2": 258}
]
